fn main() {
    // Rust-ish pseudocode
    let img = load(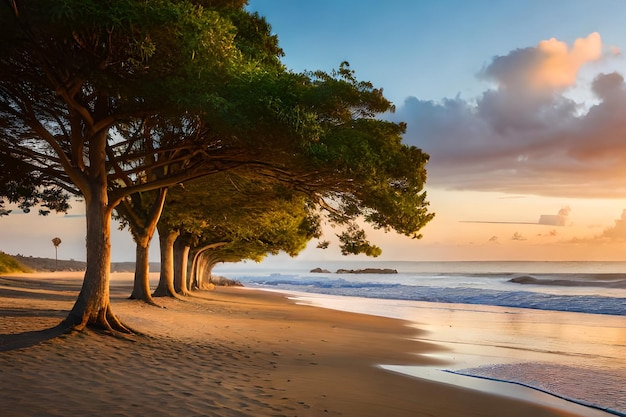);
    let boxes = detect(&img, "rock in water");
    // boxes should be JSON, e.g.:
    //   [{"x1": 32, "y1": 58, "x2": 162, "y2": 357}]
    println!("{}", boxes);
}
[
  {"x1": 310, "y1": 267, "x2": 331, "y2": 273},
  {"x1": 335, "y1": 268, "x2": 397, "y2": 274}
]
